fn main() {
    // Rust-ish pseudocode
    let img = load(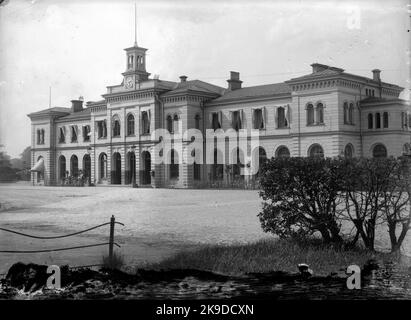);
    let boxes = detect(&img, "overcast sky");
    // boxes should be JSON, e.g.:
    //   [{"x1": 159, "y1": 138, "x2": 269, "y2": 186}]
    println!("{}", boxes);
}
[{"x1": 0, "y1": 0, "x2": 409, "y2": 157}]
